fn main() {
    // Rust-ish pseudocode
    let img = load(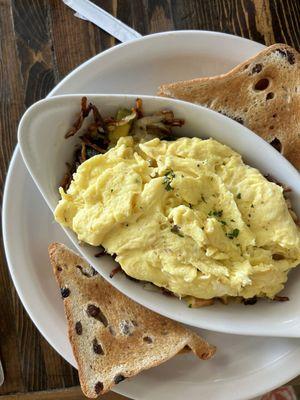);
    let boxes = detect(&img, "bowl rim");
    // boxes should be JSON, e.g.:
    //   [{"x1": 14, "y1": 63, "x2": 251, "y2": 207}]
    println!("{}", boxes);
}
[{"x1": 17, "y1": 92, "x2": 300, "y2": 337}]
